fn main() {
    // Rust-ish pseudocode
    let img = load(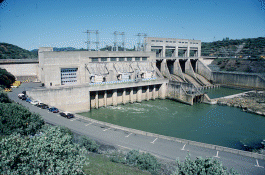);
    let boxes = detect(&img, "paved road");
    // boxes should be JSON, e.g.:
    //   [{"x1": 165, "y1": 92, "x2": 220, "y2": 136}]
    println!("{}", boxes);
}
[{"x1": 8, "y1": 83, "x2": 265, "y2": 175}]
